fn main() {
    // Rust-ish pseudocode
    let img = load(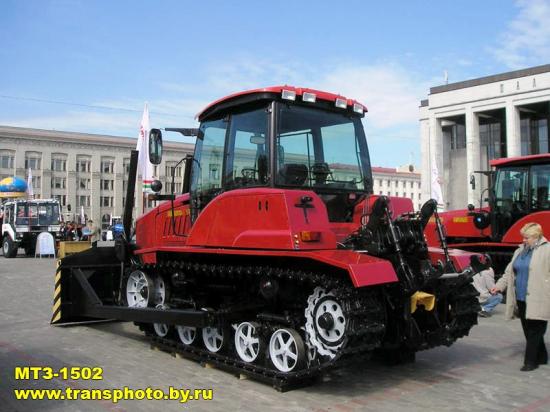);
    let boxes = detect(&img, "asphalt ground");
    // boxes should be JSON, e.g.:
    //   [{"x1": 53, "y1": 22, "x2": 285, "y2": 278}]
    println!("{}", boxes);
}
[{"x1": 1, "y1": 254, "x2": 549, "y2": 412}]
